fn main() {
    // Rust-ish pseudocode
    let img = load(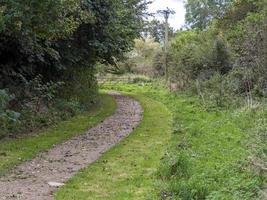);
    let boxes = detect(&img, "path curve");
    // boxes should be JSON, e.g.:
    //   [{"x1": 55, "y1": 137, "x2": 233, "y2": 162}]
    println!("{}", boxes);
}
[{"x1": 0, "y1": 92, "x2": 143, "y2": 200}]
